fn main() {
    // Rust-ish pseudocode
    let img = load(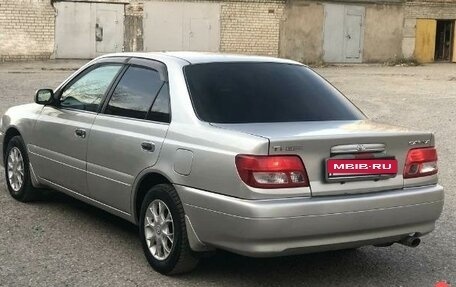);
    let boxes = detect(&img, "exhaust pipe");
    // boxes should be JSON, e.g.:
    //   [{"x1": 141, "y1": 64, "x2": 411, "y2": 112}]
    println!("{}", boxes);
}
[{"x1": 398, "y1": 236, "x2": 421, "y2": 248}]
